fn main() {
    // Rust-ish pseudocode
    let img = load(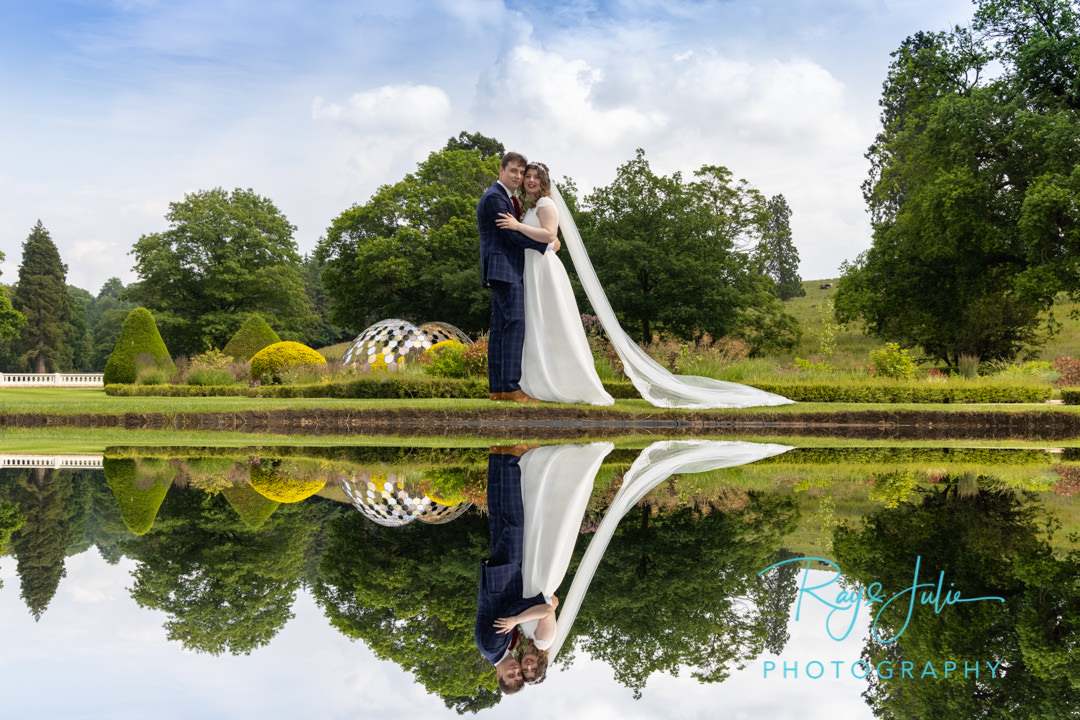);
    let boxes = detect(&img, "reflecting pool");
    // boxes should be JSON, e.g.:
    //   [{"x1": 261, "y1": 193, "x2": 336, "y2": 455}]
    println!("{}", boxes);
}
[{"x1": 1, "y1": 440, "x2": 1077, "y2": 718}]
